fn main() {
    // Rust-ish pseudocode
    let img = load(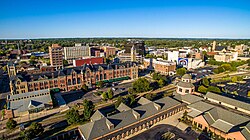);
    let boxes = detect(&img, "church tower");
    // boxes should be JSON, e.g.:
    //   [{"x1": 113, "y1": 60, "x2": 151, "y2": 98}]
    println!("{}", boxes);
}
[{"x1": 131, "y1": 45, "x2": 136, "y2": 62}]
